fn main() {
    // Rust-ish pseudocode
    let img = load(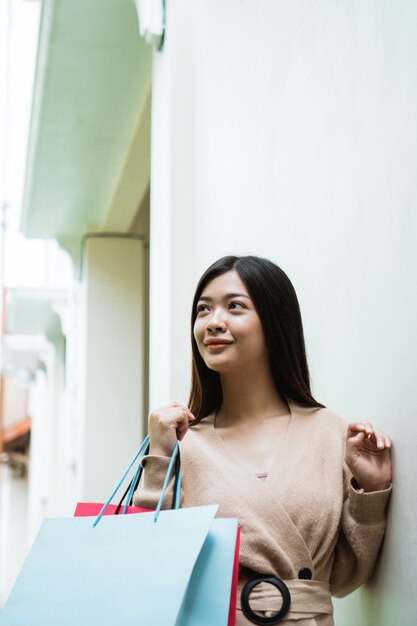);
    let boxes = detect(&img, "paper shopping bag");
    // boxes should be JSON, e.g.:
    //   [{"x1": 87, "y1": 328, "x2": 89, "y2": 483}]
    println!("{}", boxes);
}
[
  {"x1": 74, "y1": 502, "x2": 240, "y2": 626},
  {"x1": 1, "y1": 437, "x2": 240, "y2": 626},
  {"x1": 178, "y1": 522, "x2": 241, "y2": 626},
  {"x1": 0, "y1": 504, "x2": 238, "y2": 626},
  {"x1": 71, "y1": 434, "x2": 240, "y2": 626},
  {"x1": 74, "y1": 501, "x2": 150, "y2": 515}
]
